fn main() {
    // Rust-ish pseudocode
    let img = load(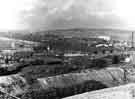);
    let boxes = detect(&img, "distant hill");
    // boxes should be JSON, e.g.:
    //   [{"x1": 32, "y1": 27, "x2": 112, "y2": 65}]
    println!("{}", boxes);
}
[{"x1": 0, "y1": 28, "x2": 133, "y2": 41}]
